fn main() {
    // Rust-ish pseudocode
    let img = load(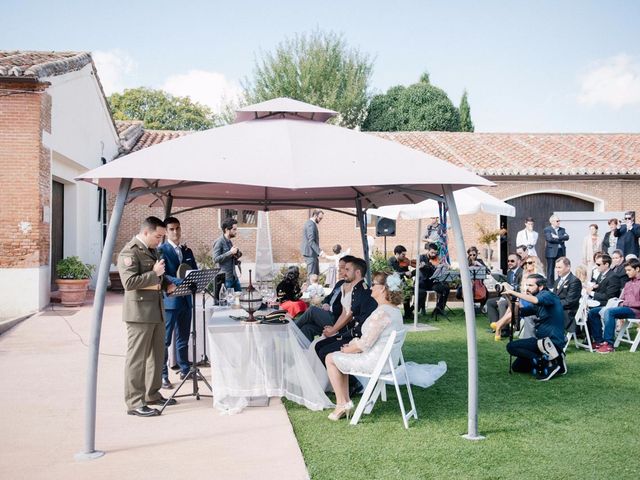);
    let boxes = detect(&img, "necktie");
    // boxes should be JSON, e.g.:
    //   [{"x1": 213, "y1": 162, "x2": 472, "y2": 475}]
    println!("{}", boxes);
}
[
  {"x1": 556, "y1": 277, "x2": 564, "y2": 293},
  {"x1": 176, "y1": 246, "x2": 183, "y2": 263},
  {"x1": 507, "y1": 270, "x2": 514, "y2": 285}
]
